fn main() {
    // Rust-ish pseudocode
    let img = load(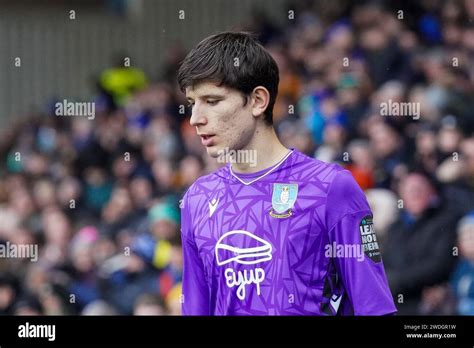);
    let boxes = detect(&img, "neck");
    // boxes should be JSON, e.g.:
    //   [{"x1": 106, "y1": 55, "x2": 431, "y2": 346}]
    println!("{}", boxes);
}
[{"x1": 231, "y1": 124, "x2": 289, "y2": 174}]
